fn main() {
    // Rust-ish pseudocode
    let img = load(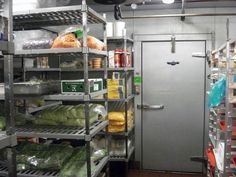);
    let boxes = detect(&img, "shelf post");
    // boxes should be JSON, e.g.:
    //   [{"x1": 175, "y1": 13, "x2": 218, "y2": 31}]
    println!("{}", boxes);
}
[{"x1": 82, "y1": 1, "x2": 92, "y2": 177}]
